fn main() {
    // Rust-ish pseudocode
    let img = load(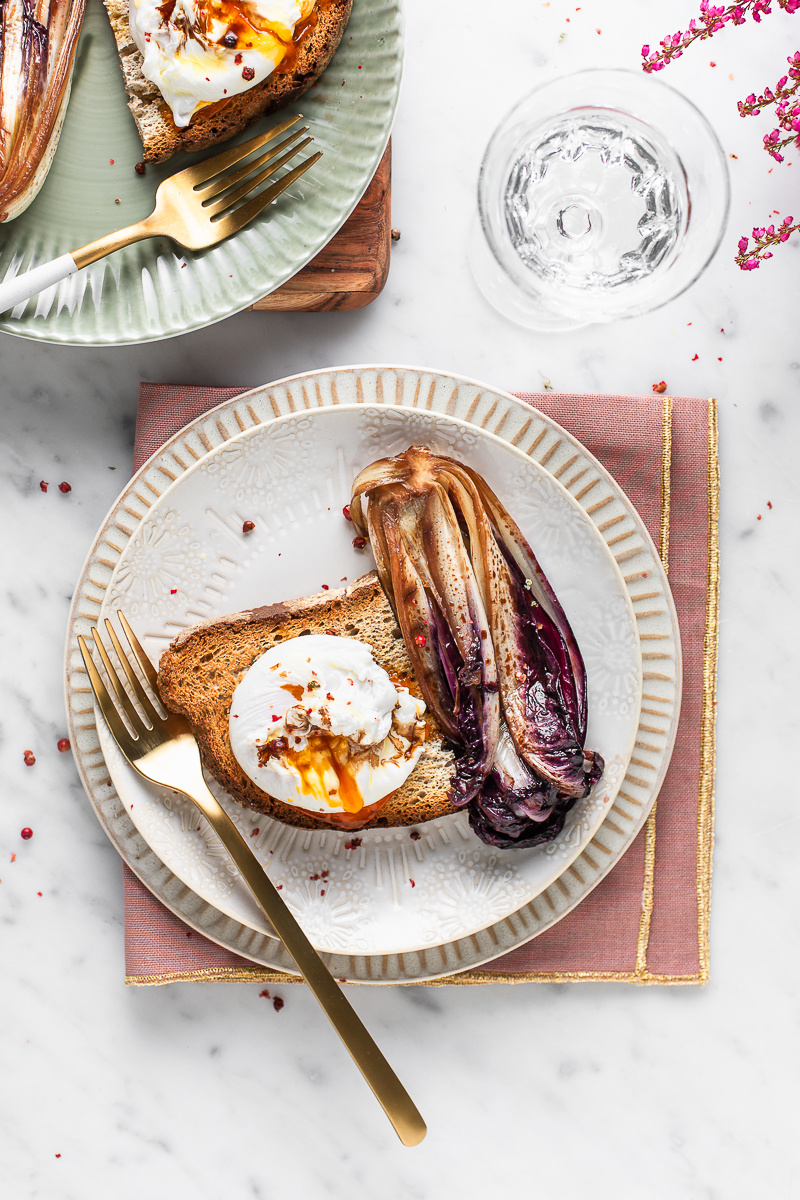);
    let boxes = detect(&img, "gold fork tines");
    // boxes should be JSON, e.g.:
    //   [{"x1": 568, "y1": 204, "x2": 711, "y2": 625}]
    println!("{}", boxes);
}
[
  {"x1": 72, "y1": 116, "x2": 322, "y2": 269},
  {"x1": 78, "y1": 615, "x2": 427, "y2": 1148}
]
